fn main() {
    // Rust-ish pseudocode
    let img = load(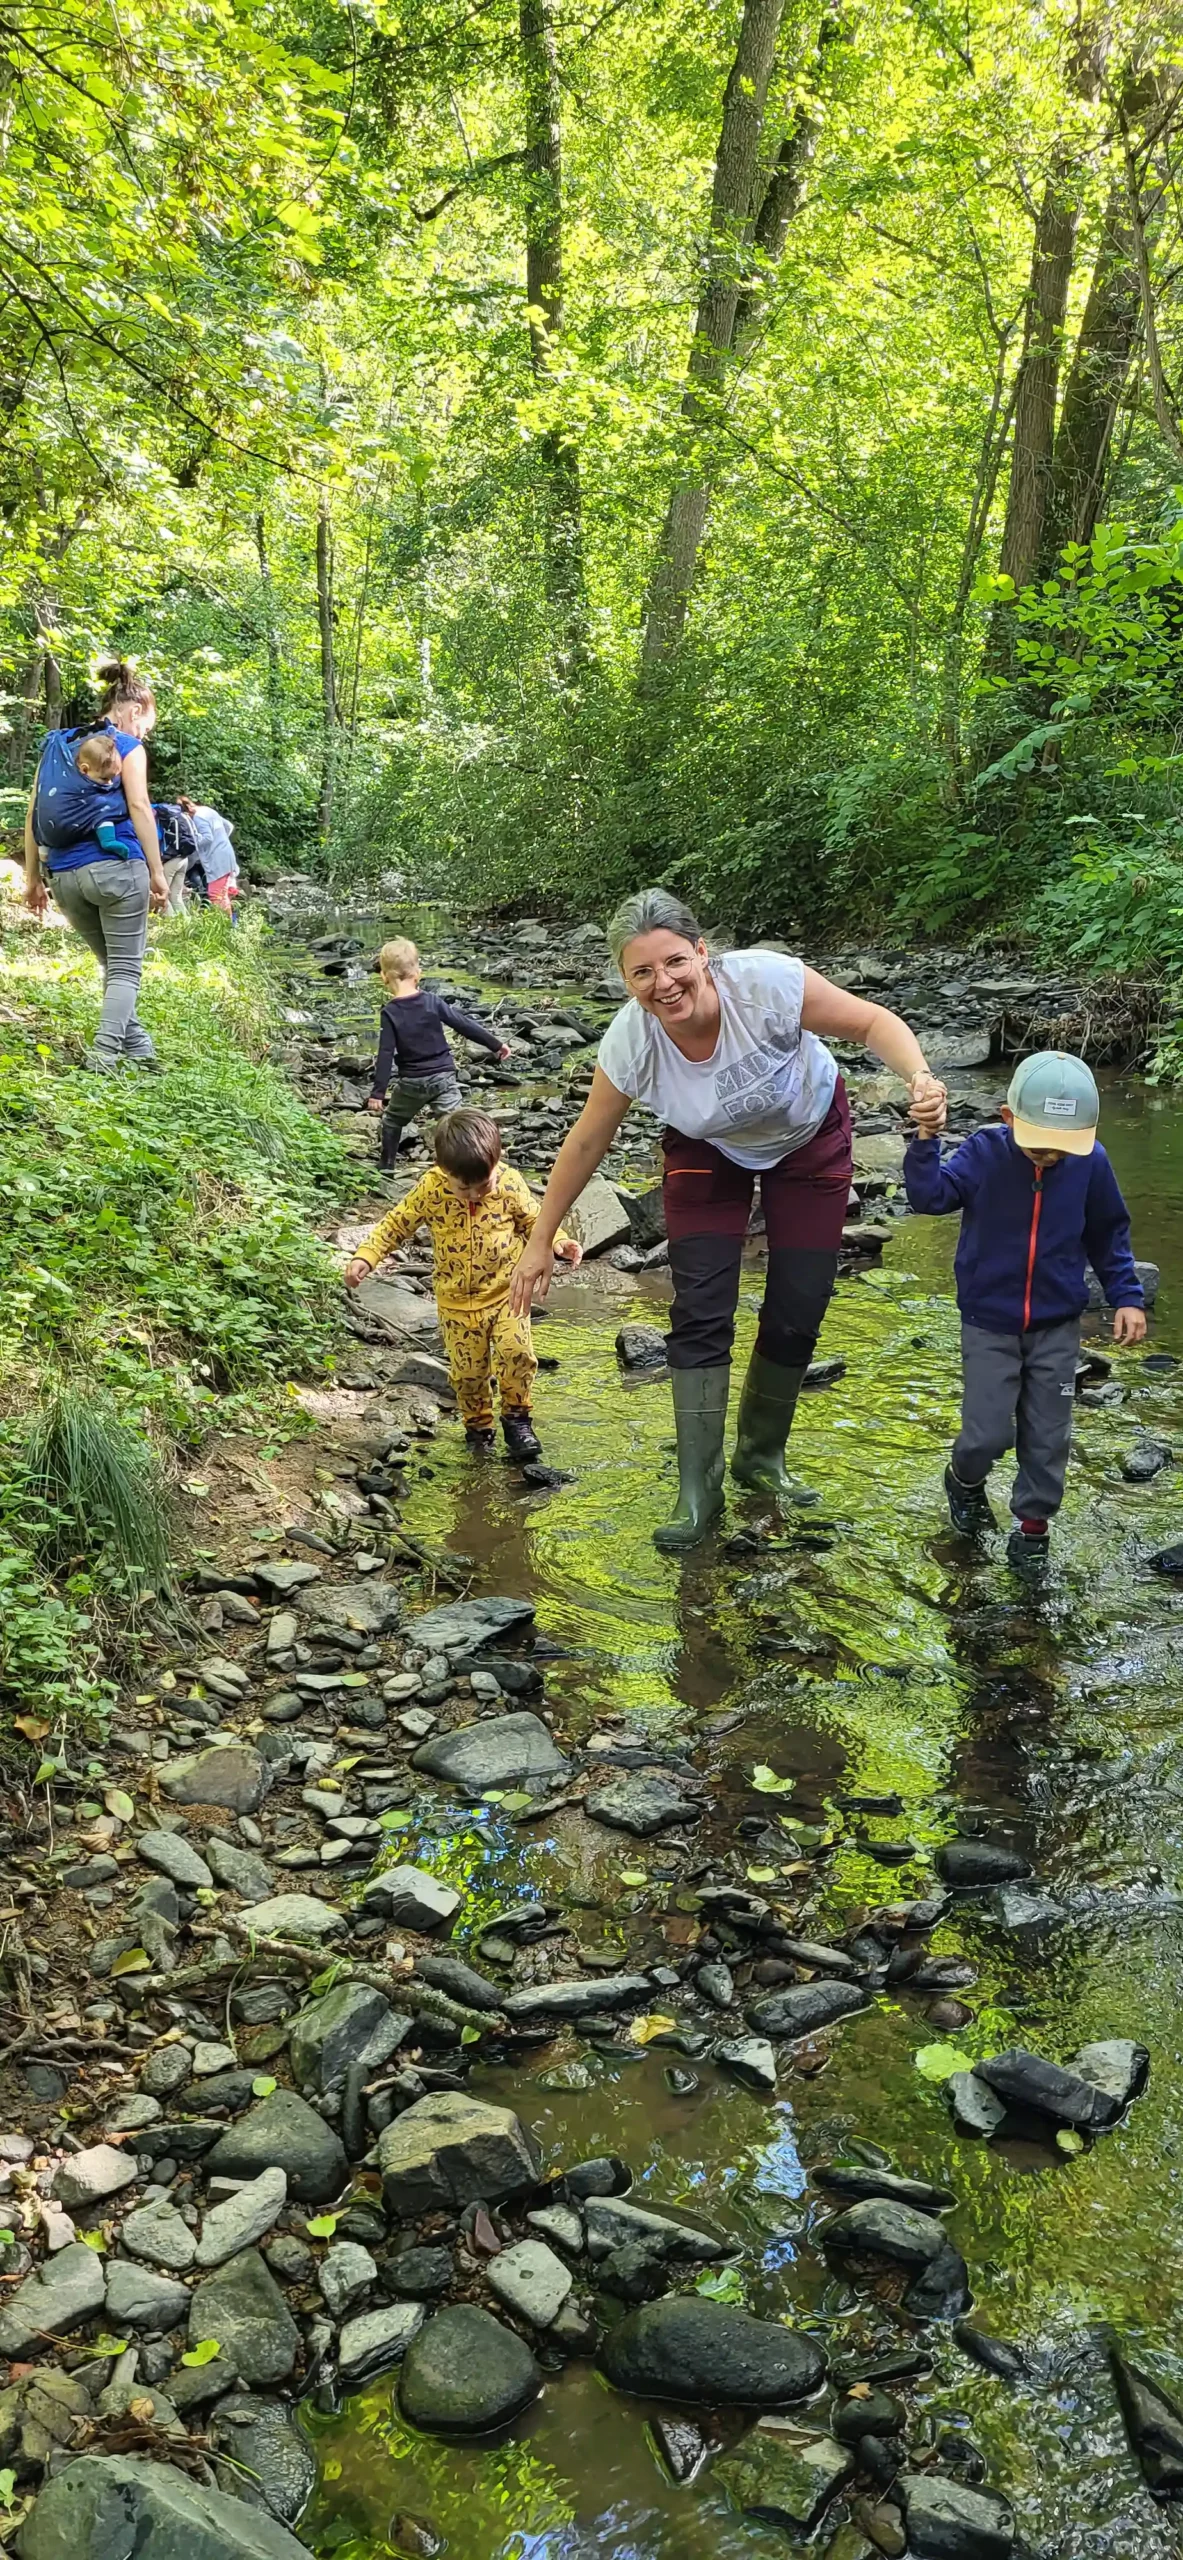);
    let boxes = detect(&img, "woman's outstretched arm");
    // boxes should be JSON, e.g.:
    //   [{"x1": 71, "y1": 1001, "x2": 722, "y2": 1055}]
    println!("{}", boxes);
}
[{"x1": 508, "y1": 1067, "x2": 631, "y2": 1311}]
